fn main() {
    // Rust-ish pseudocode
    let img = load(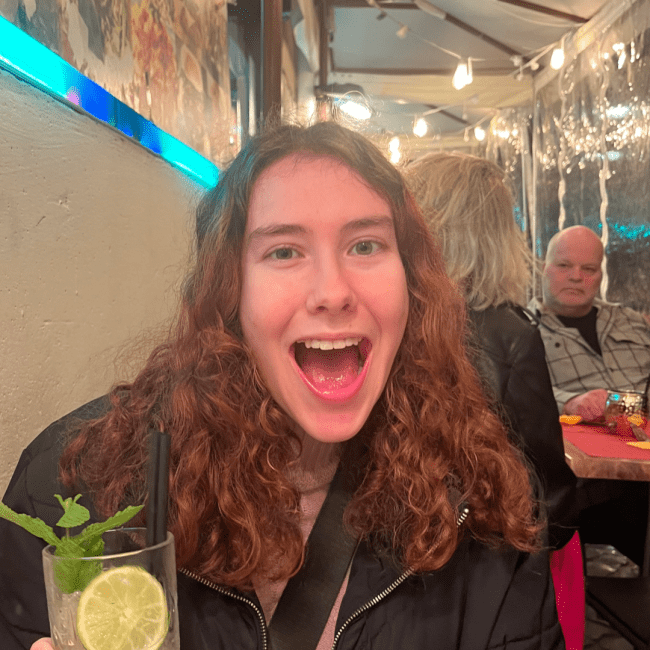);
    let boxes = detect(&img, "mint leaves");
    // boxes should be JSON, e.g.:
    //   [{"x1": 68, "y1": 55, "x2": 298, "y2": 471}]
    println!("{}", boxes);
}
[{"x1": 0, "y1": 495, "x2": 143, "y2": 593}]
